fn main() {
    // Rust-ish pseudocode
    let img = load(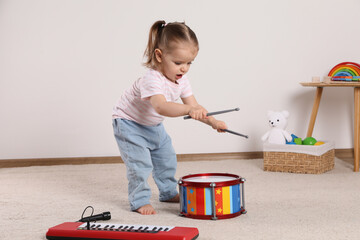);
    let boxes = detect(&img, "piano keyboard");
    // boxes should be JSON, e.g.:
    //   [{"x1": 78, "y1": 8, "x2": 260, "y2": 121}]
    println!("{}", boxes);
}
[
  {"x1": 46, "y1": 222, "x2": 199, "y2": 240},
  {"x1": 77, "y1": 222, "x2": 175, "y2": 233}
]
